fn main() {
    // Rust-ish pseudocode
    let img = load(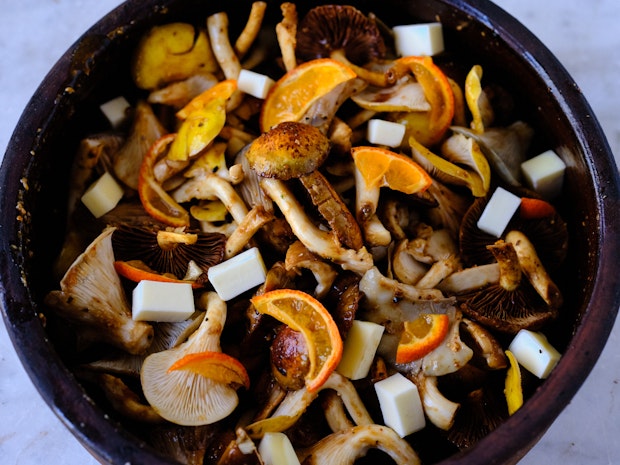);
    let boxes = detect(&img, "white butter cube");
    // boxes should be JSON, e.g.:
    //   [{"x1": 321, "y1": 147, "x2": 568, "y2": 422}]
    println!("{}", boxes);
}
[
  {"x1": 338, "y1": 320, "x2": 385, "y2": 380},
  {"x1": 208, "y1": 247, "x2": 267, "y2": 301},
  {"x1": 393, "y1": 22, "x2": 444, "y2": 57},
  {"x1": 100, "y1": 96, "x2": 131, "y2": 128},
  {"x1": 367, "y1": 119, "x2": 406, "y2": 147},
  {"x1": 237, "y1": 69, "x2": 275, "y2": 99},
  {"x1": 132, "y1": 280, "x2": 195, "y2": 322},
  {"x1": 509, "y1": 329, "x2": 561, "y2": 379},
  {"x1": 81, "y1": 171, "x2": 124, "y2": 218},
  {"x1": 521, "y1": 149, "x2": 566, "y2": 199},
  {"x1": 476, "y1": 186, "x2": 521, "y2": 237},
  {"x1": 374, "y1": 373, "x2": 426, "y2": 437},
  {"x1": 258, "y1": 432, "x2": 300, "y2": 465}
]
